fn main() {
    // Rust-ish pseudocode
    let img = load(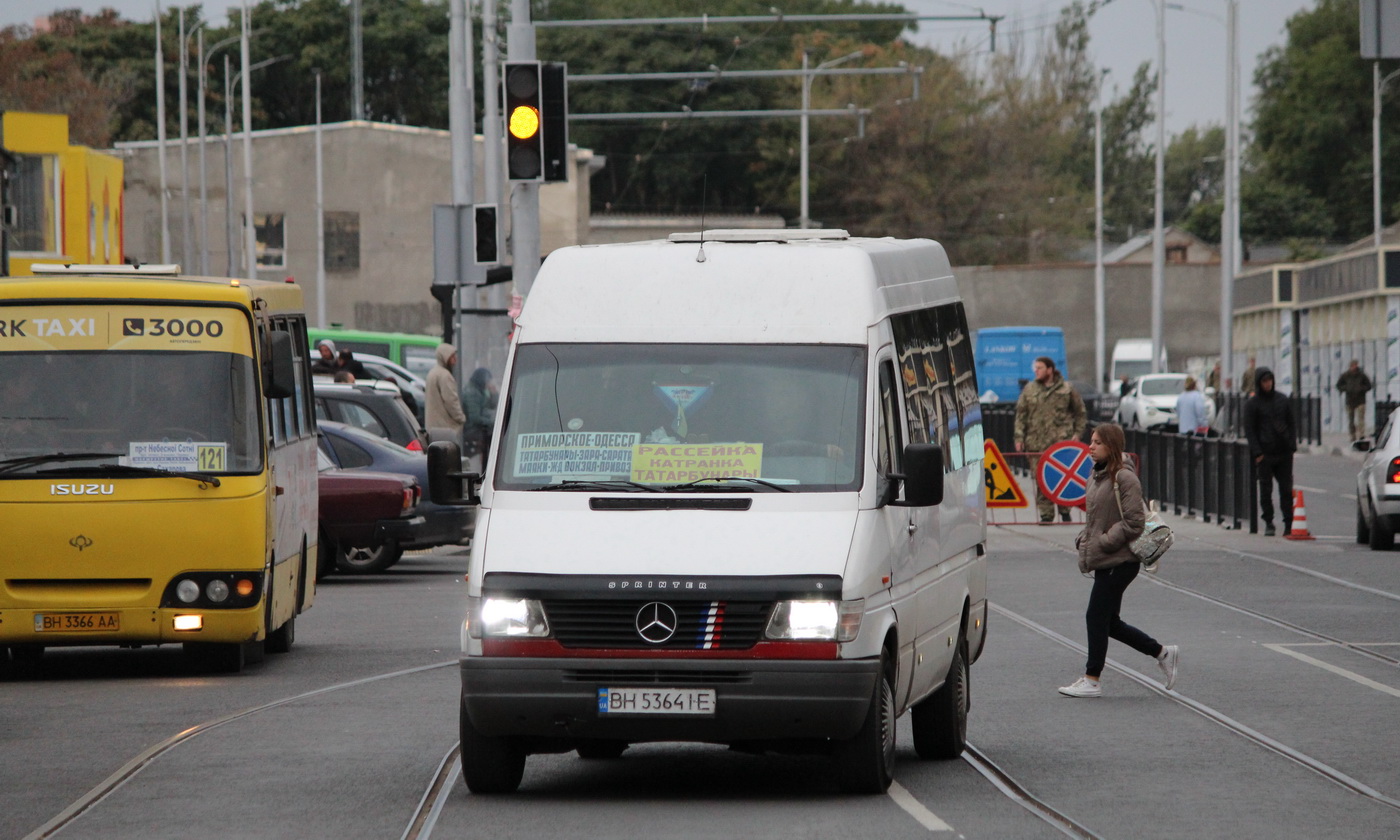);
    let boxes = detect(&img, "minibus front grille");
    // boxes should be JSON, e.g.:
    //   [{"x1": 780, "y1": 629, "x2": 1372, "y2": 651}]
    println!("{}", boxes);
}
[{"x1": 542, "y1": 599, "x2": 771, "y2": 650}]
